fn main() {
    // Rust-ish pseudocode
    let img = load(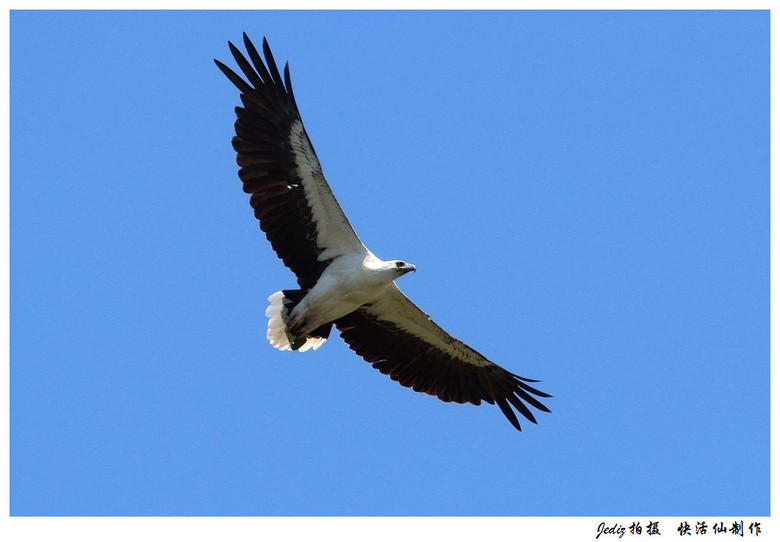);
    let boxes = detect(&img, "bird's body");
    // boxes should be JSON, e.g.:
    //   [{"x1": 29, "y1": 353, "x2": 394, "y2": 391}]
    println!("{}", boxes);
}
[
  {"x1": 216, "y1": 34, "x2": 551, "y2": 431},
  {"x1": 267, "y1": 252, "x2": 415, "y2": 352}
]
